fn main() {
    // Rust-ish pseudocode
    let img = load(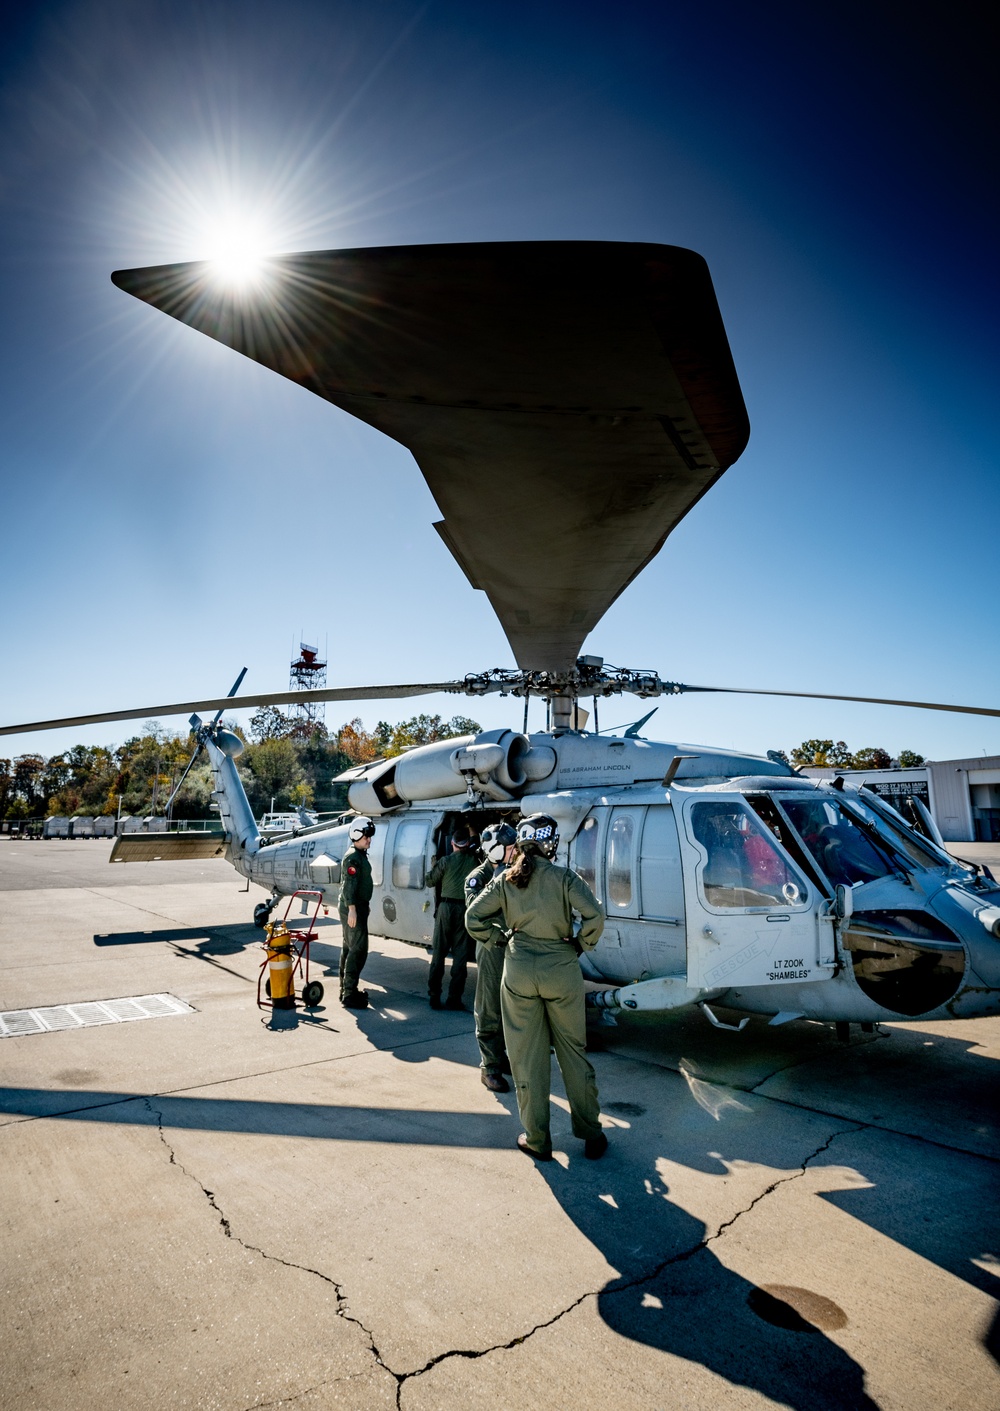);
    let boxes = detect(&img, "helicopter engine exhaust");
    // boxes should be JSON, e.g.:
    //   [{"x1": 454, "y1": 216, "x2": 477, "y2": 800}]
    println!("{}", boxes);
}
[{"x1": 346, "y1": 730, "x2": 556, "y2": 813}]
